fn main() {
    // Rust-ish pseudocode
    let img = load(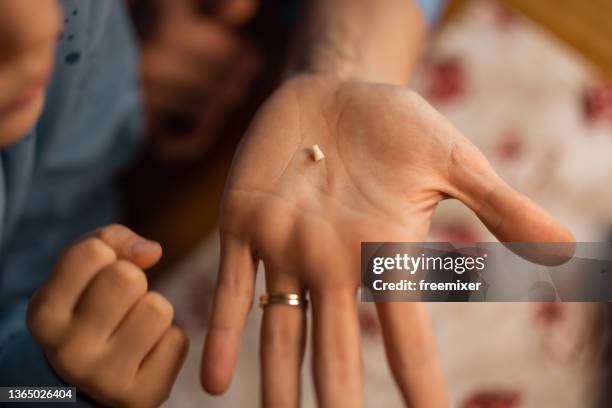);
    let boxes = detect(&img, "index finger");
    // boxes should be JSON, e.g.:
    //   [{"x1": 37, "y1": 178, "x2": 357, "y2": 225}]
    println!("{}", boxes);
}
[
  {"x1": 86, "y1": 224, "x2": 162, "y2": 269},
  {"x1": 201, "y1": 232, "x2": 257, "y2": 395}
]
